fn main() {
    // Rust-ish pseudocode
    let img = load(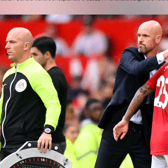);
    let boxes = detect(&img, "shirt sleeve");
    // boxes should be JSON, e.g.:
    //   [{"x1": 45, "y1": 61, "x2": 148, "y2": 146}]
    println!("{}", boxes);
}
[
  {"x1": 156, "y1": 52, "x2": 165, "y2": 64},
  {"x1": 146, "y1": 63, "x2": 166, "y2": 90},
  {"x1": 30, "y1": 69, "x2": 61, "y2": 130},
  {"x1": 0, "y1": 86, "x2": 4, "y2": 124}
]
